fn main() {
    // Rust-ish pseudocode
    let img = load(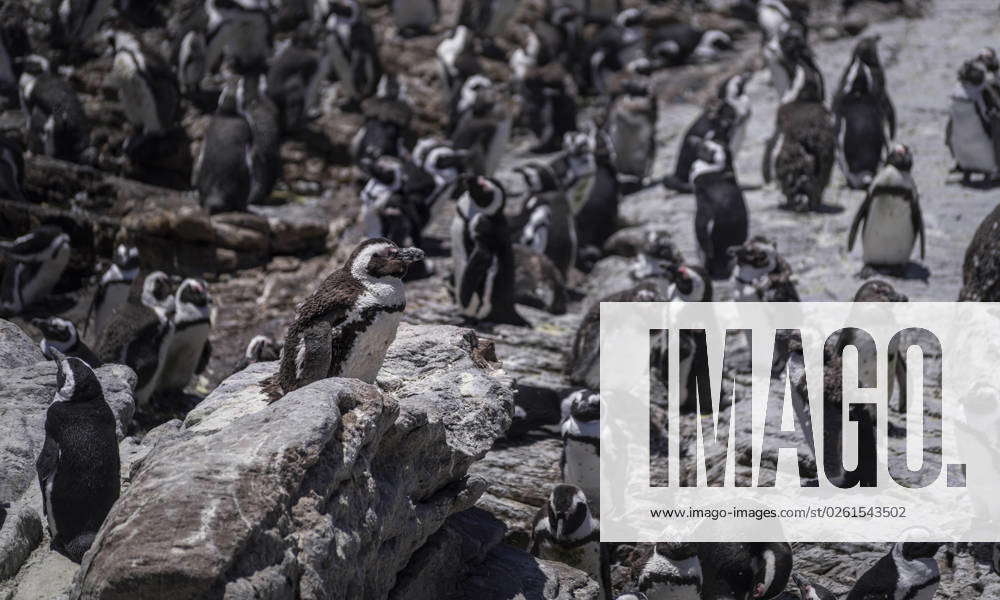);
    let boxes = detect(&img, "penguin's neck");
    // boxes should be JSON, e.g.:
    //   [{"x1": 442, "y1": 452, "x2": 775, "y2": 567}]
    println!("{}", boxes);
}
[{"x1": 174, "y1": 301, "x2": 210, "y2": 327}]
